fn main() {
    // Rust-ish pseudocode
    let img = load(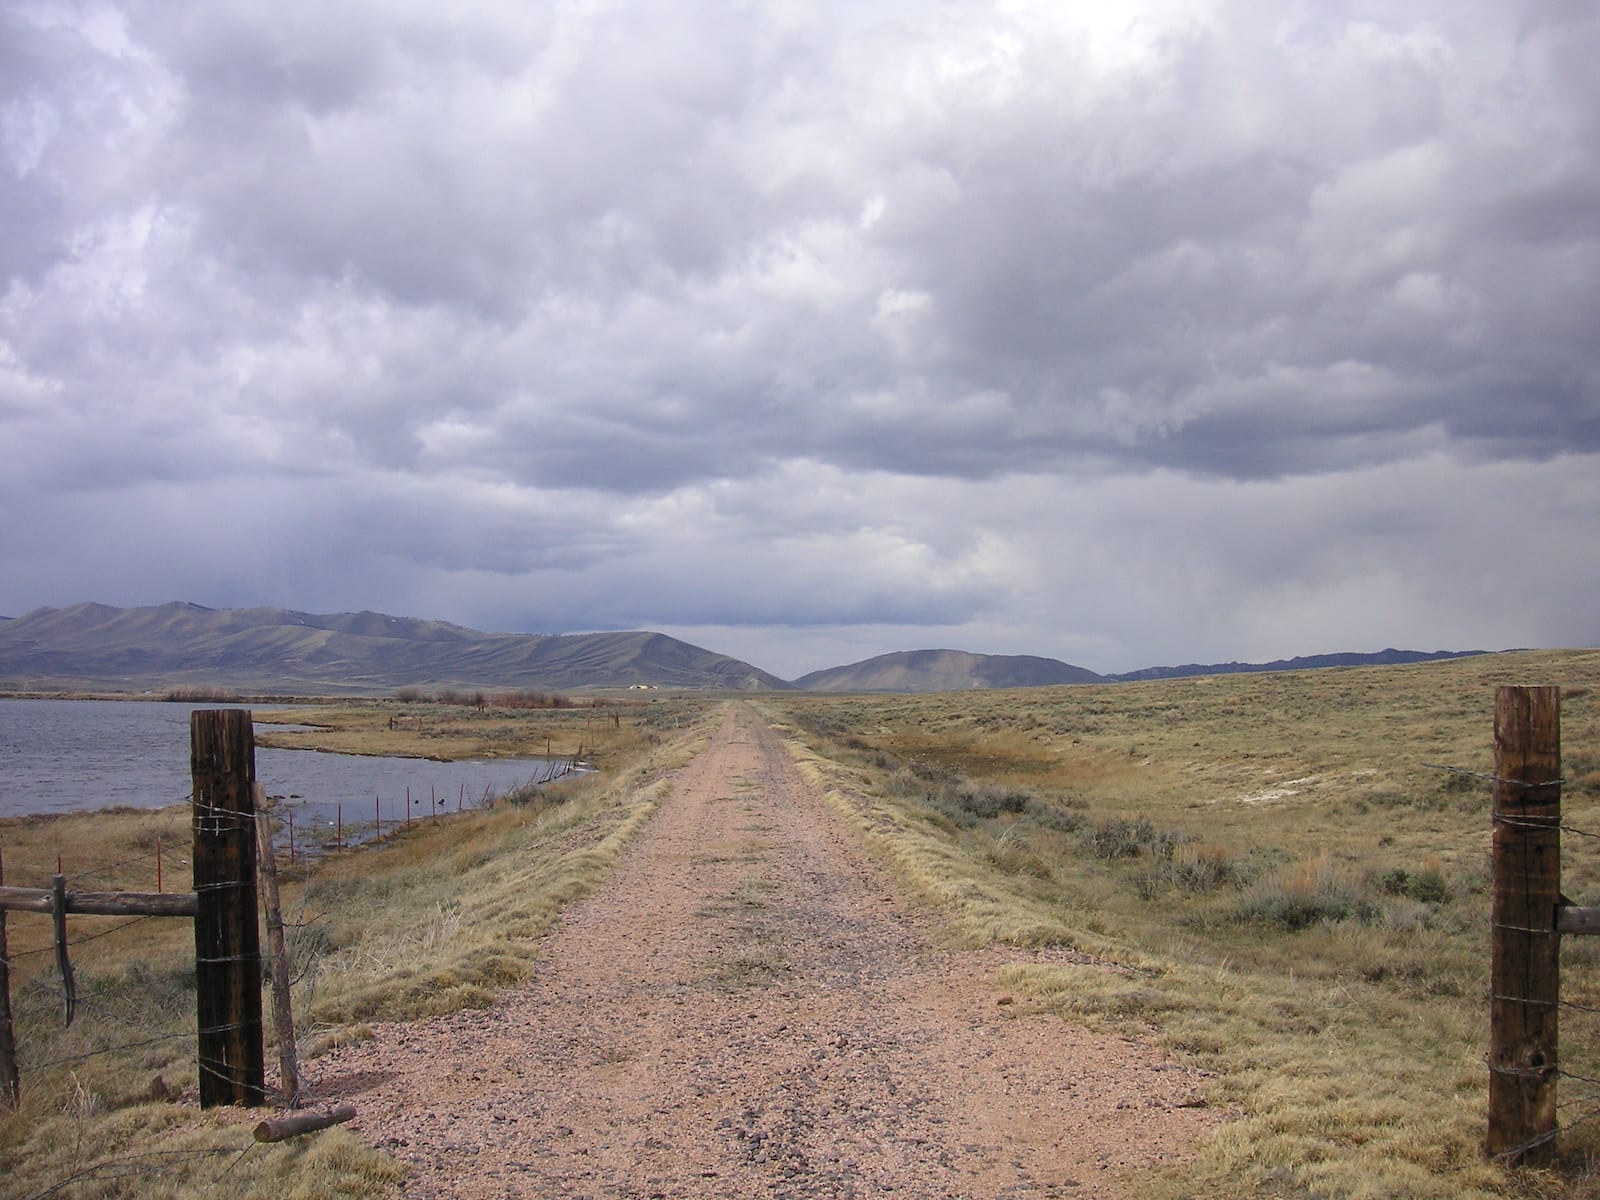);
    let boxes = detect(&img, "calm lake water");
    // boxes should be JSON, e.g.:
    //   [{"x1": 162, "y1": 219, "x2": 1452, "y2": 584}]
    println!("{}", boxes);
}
[{"x1": 0, "y1": 699, "x2": 561, "y2": 844}]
